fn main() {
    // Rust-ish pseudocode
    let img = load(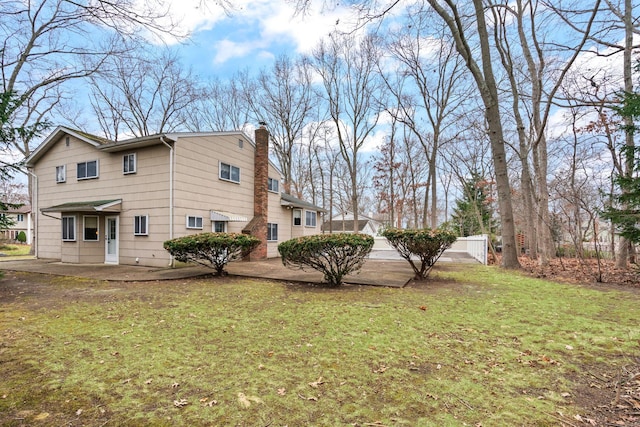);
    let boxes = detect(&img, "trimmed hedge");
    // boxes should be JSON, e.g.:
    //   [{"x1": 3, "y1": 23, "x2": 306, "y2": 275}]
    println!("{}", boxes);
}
[
  {"x1": 381, "y1": 227, "x2": 457, "y2": 280},
  {"x1": 278, "y1": 233, "x2": 374, "y2": 287},
  {"x1": 163, "y1": 232, "x2": 260, "y2": 275}
]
